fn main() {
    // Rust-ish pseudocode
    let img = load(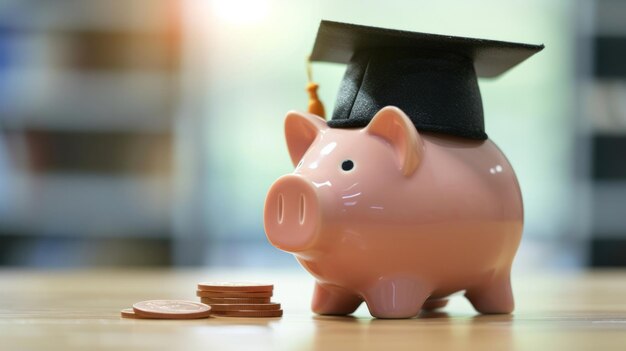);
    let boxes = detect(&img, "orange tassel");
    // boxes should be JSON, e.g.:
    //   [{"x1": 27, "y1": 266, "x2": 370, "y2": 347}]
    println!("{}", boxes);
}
[
  {"x1": 307, "y1": 82, "x2": 325, "y2": 119},
  {"x1": 306, "y1": 57, "x2": 325, "y2": 119}
]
